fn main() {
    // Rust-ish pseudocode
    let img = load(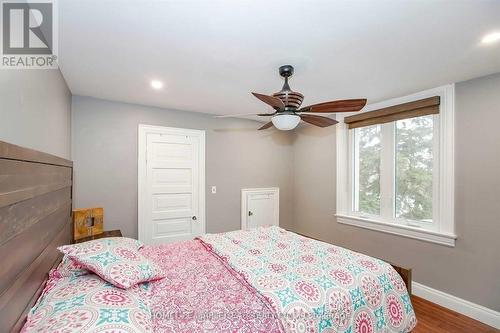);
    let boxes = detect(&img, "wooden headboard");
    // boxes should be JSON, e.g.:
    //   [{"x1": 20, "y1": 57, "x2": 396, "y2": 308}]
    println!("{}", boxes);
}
[{"x1": 0, "y1": 141, "x2": 73, "y2": 333}]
